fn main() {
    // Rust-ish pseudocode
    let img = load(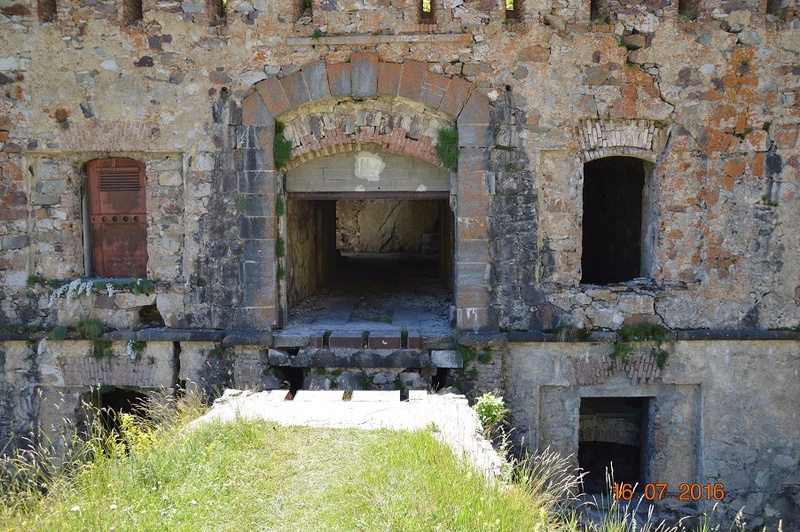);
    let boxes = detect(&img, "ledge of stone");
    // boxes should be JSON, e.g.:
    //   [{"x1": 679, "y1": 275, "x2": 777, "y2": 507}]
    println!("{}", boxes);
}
[
  {"x1": 286, "y1": 33, "x2": 471, "y2": 46},
  {"x1": 222, "y1": 330, "x2": 274, "y2": 346},
  {"x1": 136, "y1": 328, "x2": 225, "y2": 342},
  {"x1": 674, "y1": 329, "x2": 800, "y2": 341},
  {"x1": 455, "y1": 332, "x2": 508, "y2": 348},
  {"x1": 293, "y1": 348, "x2": 433, "y2": 368},
  {"x1": 507, "y1": 329, "x2": 799, "y2": 343}
]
